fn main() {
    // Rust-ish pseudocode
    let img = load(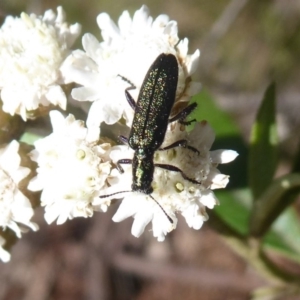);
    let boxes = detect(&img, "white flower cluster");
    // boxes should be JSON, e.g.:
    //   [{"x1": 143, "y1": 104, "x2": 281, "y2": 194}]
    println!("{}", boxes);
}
[
  {"x1": 61, "y1": 5, "x2": 201, "y2": 138},
  {"x1": 60, "y1": 5, "x2": 237, "y2": 240},
  {"x1": 28, "y1": 111, "x2": 112, "y2": 224},
  {"x1": 0, "y1": 140, "x2": 38, "y2": 262},
  {"x1": 0, "y1": 7, "x2": 81, "y2": 120},
  {"x1": 0, "y1": 5, "x2": 238, "y2": 250},
  {"x1": 29, "y1": 6, "x2": 237, "y2": 241},
  {"x1": 99, "y1": 122, "x2": 238, "y2": 241}
]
